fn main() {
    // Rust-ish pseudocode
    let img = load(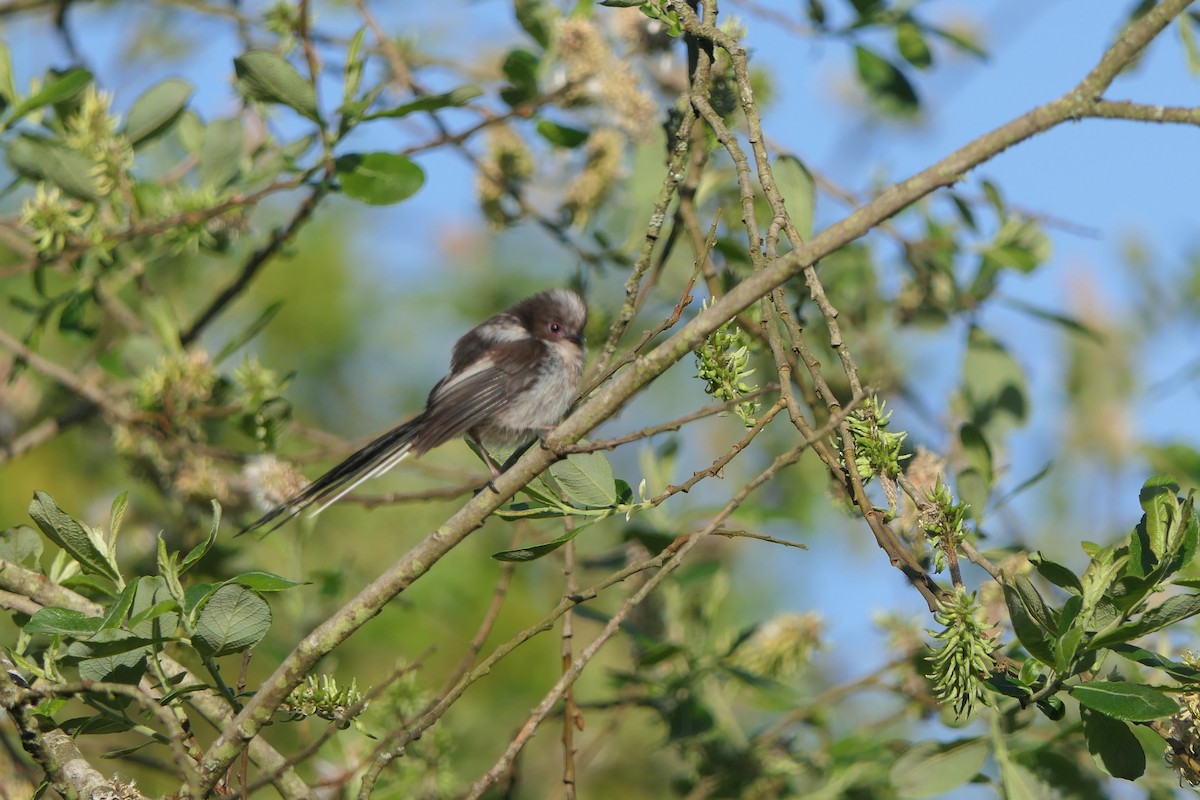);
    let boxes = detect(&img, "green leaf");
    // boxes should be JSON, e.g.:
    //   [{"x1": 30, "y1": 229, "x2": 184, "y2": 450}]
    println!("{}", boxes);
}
[
  {"x1": 889, "y1": 737, "x2": 989, "y2": 798},
  {"x1": 998, "y1": 759, "x2": 1051, "y2": 799},
  {"x1": 234, "y1": 51, "x2": 320, "y2": 122},
  {"x1": 958, "y1": 423, "x2": 993, "y2": 485},
  {"x1": 343, "y1": 27, "x2": 367, "y2": 107},
  {"x1": 500, "y1": 48, "x2": 540, "y2": 107},
  {"x1": 896, "y1": 20, "x2": 933, "y2": 69},
  {"x1": 961, "y1": 326, "x2": 1027, "y2": 435},
  {"x1": 1029, "y1": 551, "x2": 1082, "y2": 593},
  {"x1": 515, "y1": 0, "x2": 556, "y2": 48},
  {"x1": 536, "y1": 119, "x2": 589, "y2": 148},
  {"x1": 493, "y1": 522, "x2": 593, "y2": 562},
  {"x1": 0, "y1": 41, "x2": 16, "y2": 113},
  {"x1": 70, "y1": 631, "x2": 148, "y2": 684},
  {"x1": 25, "y1": 607, "x2": 102, "y2": 637},
  {"x1": 1091, "y1": 593, "x2": 1200, "y2": 648},
  {"x1": 1081, "y1": 708, "x2": 1147, "y2": 779},
  {"x1": 927, "y1": 25, "x2": 988, "y2": 59},
  {"x1": 28, "y1": 491, "x2": 120, "y2": 583},
  {"x1": 98, "y1": 579, "x2": 138, "y2": 631},
  {"x1": 854, "y1": 46, "x2": 918, "y2": 115},
  {"x1": 0, "y1": 526, "x2": 43, "y2": 568},
  {"x1": 774, "y1": 154, "x2": 816, "y2": 240},
  {"x1": 229, "y1": 571, "x2": 306, "y2": 592},
  {"x1": 122, "y1": 78, "x2": 193, "y2": 146},
  {"x1": 1071, "y1": 682, "x2": 1179, "y2": 721},
  {"x1": 198, "y1": 117, "x2": 246, "y2": 189},
  {"x1": 131, "y1": 576, "x2": 180, "y2": 640},
  {"x1": 335, "y1": 152, "x2": 425, "y2": 206},
  {"x1": 1000, "y1": 297, "x2": 1104, "y2": 344},
  {"x1": 1110, "y1": 643, "x2": 1200, "y2": 683},
  {"x1": 955, "y1": 468, "x2": 988, "y2": 521},
  {"x1": 1013, "y1": 574, "x2": 1056, "y2": 633},
  {"x1": 550, "y1": 452, "x2": 617, "y2": 508},
  {"x1": 8, "y1": 135, "x2": 102, "y2": 201},
  {"x1": 192, "y1": 583, "x2": 271, "y2": 656},
  {"x1": 107, "y1": 492, "x2": 128, "y2": 553},
  {"x1": 1138, "y1": 474, "x2": 1178, "y2": 564},
  {"x1": 495, "y1": 500, "x2": 570, "y2": 521},
  {"x1": 361, "y1": 85, "x2": 483, "y2": 121},
  {"x1": 179, "y1": 500, "x2": 221, "y2": 575},
  {"x1": 1002, "y1": 581, "x2": 1054, "y2": 665},
  {"x1": 4, "y1": 67, "x2": 91, "y2": 128}
]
